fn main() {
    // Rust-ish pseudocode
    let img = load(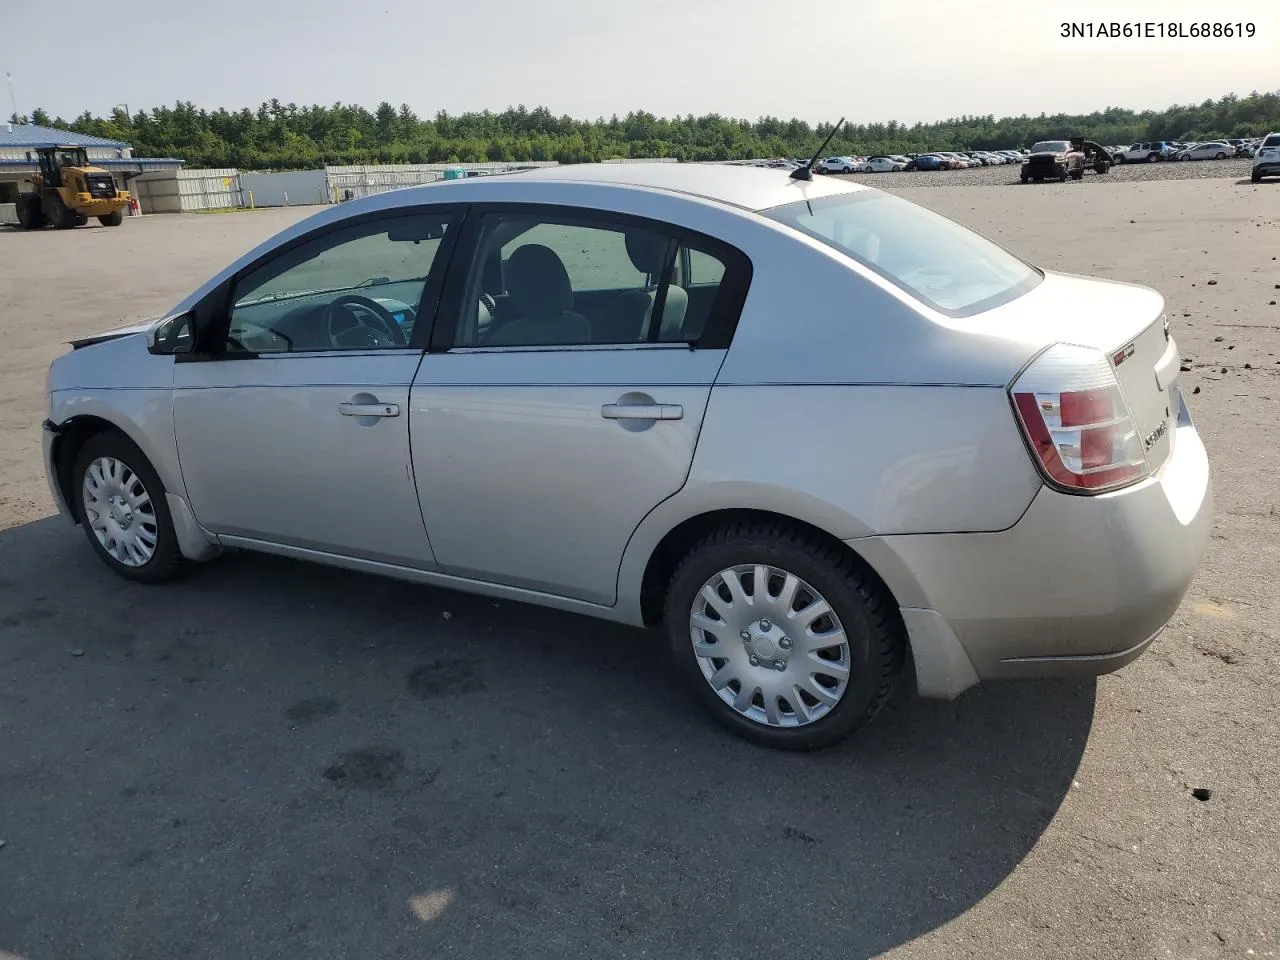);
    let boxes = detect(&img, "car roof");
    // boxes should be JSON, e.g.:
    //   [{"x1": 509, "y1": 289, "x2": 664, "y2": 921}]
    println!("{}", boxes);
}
[{"x1": 391, "y1": 161, "x2": 867, "y2": 213}]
